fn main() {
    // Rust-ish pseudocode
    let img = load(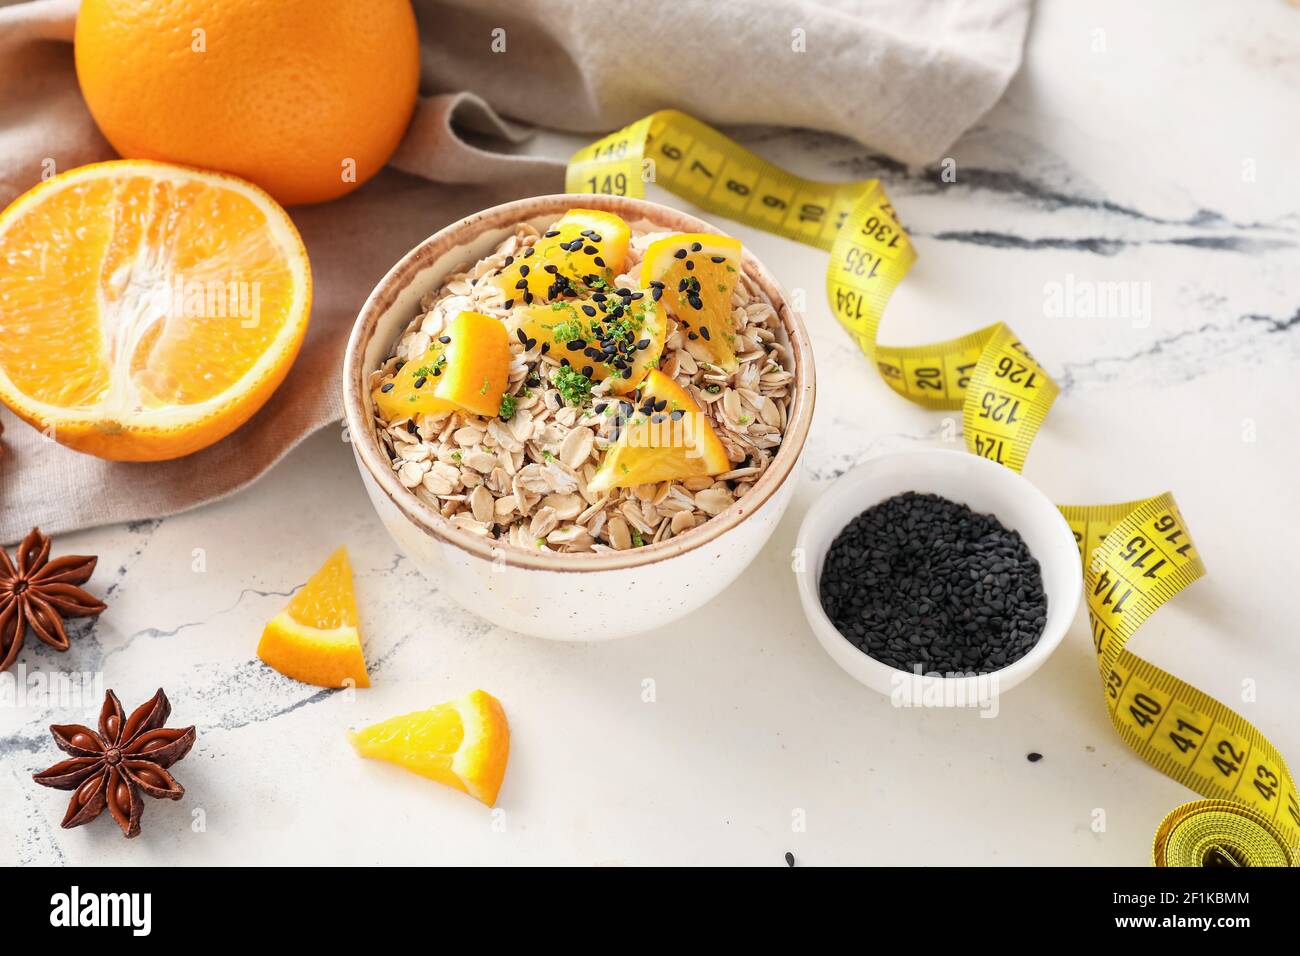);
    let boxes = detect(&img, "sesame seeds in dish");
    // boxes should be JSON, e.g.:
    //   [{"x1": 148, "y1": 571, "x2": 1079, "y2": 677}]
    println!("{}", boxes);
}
[{"x1": 368, "y1": 208, "x2": 795, "y2": 555}]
